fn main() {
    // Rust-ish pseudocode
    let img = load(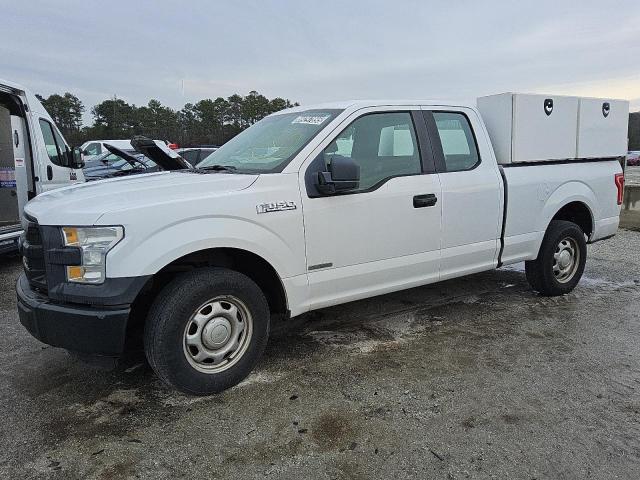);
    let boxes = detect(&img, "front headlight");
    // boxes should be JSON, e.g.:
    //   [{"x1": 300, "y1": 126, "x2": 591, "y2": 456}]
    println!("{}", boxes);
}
[{"x1": 62, "y1": 226, "x2": 123, "y2": 284}]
